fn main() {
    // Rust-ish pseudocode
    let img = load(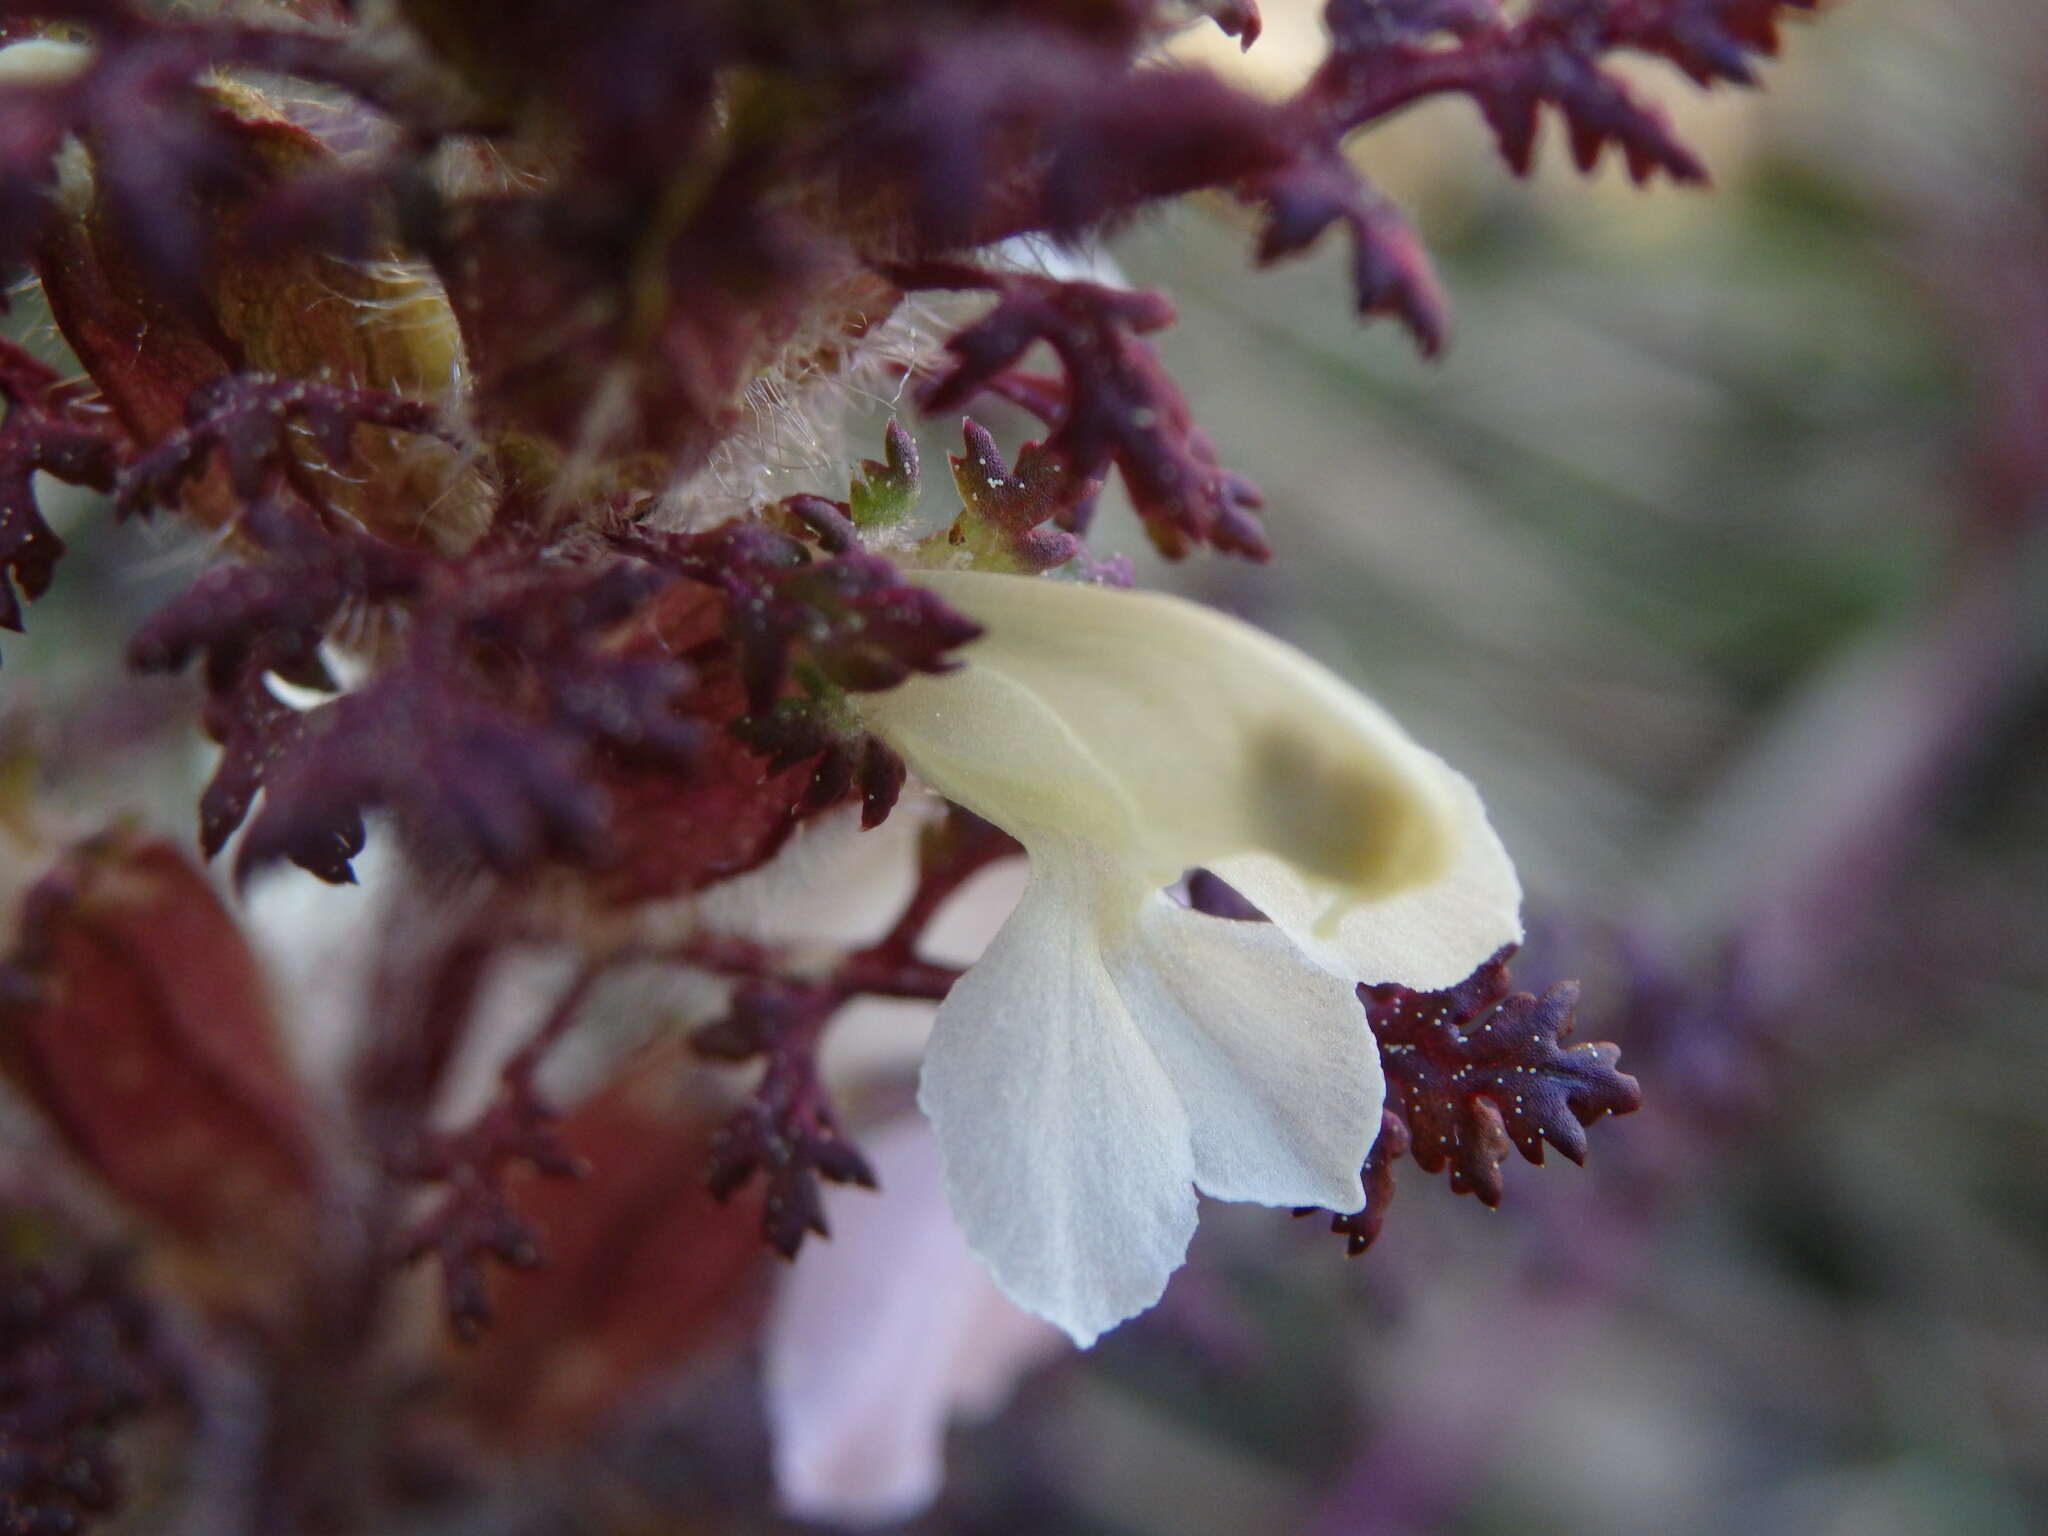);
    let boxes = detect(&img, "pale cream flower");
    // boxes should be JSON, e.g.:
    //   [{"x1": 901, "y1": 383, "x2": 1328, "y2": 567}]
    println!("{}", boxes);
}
[{"x1": 855, "y1": 570, "x2": 1522, "y2": 1346}]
